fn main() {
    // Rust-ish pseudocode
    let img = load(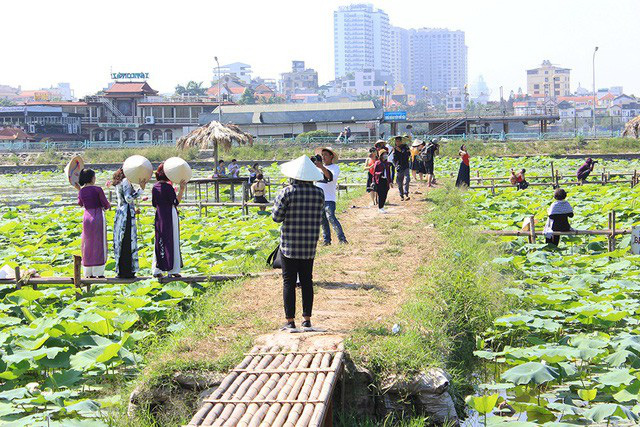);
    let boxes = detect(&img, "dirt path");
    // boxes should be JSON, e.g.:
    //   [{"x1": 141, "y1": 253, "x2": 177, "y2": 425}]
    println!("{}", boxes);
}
[{"x1": 178, "y1": 180, "x2": 438, "y2": 360}]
